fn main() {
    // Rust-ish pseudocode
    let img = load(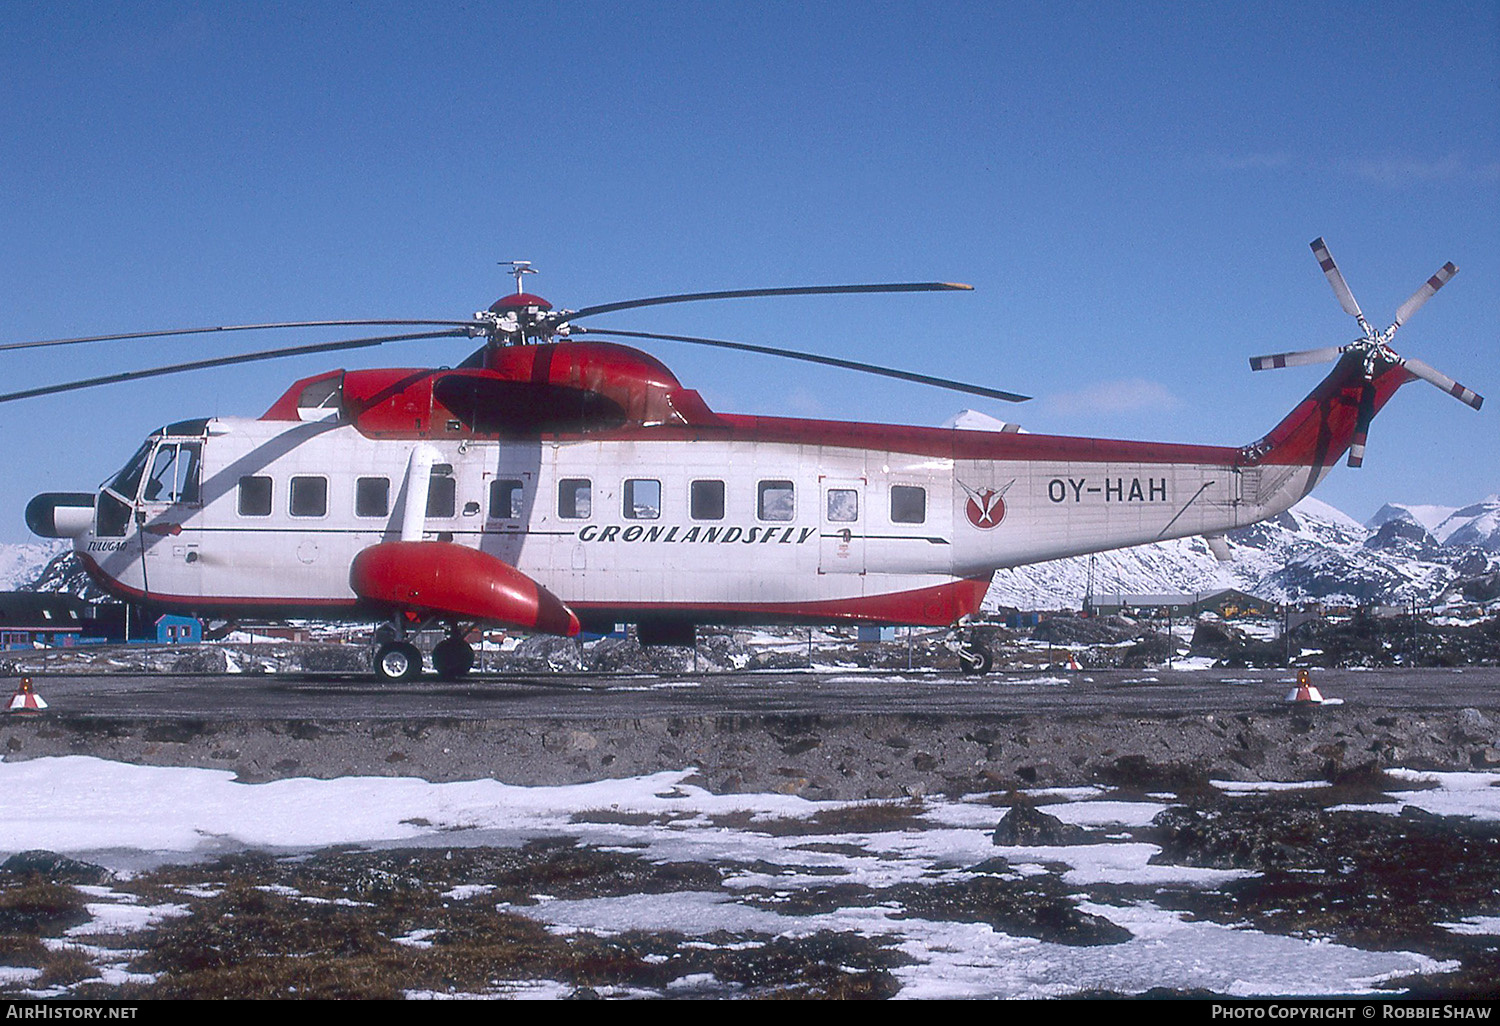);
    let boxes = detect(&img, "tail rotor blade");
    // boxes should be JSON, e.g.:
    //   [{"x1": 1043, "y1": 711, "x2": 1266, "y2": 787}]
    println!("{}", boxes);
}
[
  {"x1": 1392, "y1": 262, "x2": 1459, "y2": 329},
  {"x1": 1249, "y1": 346, "x2": 1345, "y2": 372},
  {"x1": 1402, "y1": 356, "x2": 1485, "y2": 410},
  {"x1": 1310, "y1": 237, "x2": 1365, "y2": 321},
  {"x1": 1348, "y1": 379, "x2": 1376, "y2": 468}
]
